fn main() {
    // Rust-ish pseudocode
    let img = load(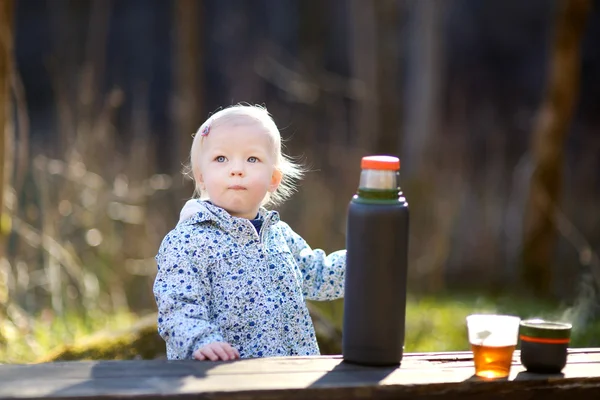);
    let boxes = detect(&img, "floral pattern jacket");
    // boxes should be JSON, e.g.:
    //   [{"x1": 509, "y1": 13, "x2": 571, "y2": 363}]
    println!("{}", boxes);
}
[{"x1": 154, "y1": 200, "x2": 346, "y2": 360}]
